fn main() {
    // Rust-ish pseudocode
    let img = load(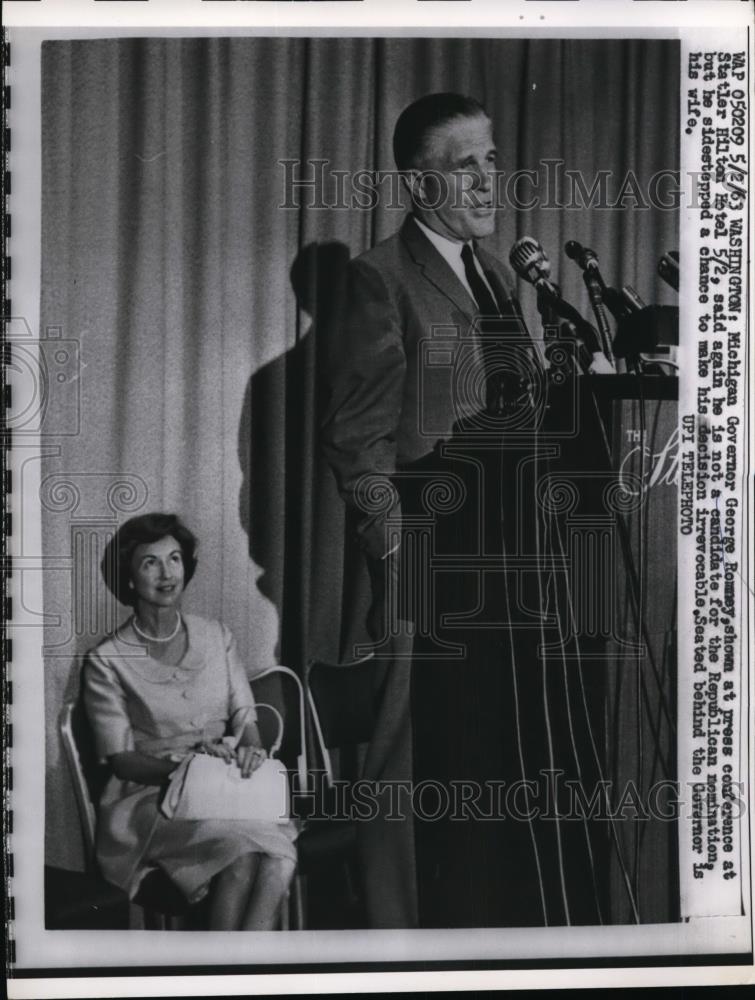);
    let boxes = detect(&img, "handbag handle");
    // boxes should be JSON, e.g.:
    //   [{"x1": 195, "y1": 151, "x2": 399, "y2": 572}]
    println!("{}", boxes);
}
[
  {"x1": 250, "y1": 666, "x2": 309, "y2": 793},
  {"x1": 254, "y1": 702, "x2": 284, "y2": 758}
]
